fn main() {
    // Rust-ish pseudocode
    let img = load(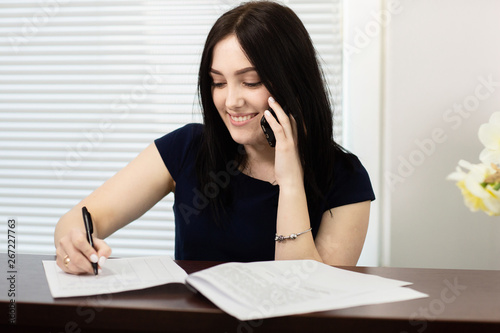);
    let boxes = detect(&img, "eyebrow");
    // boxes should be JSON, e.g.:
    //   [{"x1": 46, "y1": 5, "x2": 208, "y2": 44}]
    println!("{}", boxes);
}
[{"x1": 210, "y1": 67, "x2": 257, "y2": 76}]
